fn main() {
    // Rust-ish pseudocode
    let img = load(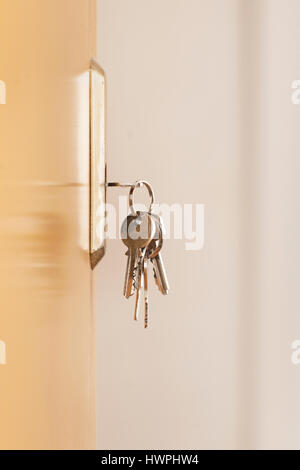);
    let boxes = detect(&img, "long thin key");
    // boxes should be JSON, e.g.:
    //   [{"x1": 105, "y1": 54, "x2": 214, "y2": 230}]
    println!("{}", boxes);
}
[
  {"x1": 143, "y1": 257, "x2": 149, "y2": 328},
  {"x1": 134, "y1": 251, "x2": 143, "y2": 321}
]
